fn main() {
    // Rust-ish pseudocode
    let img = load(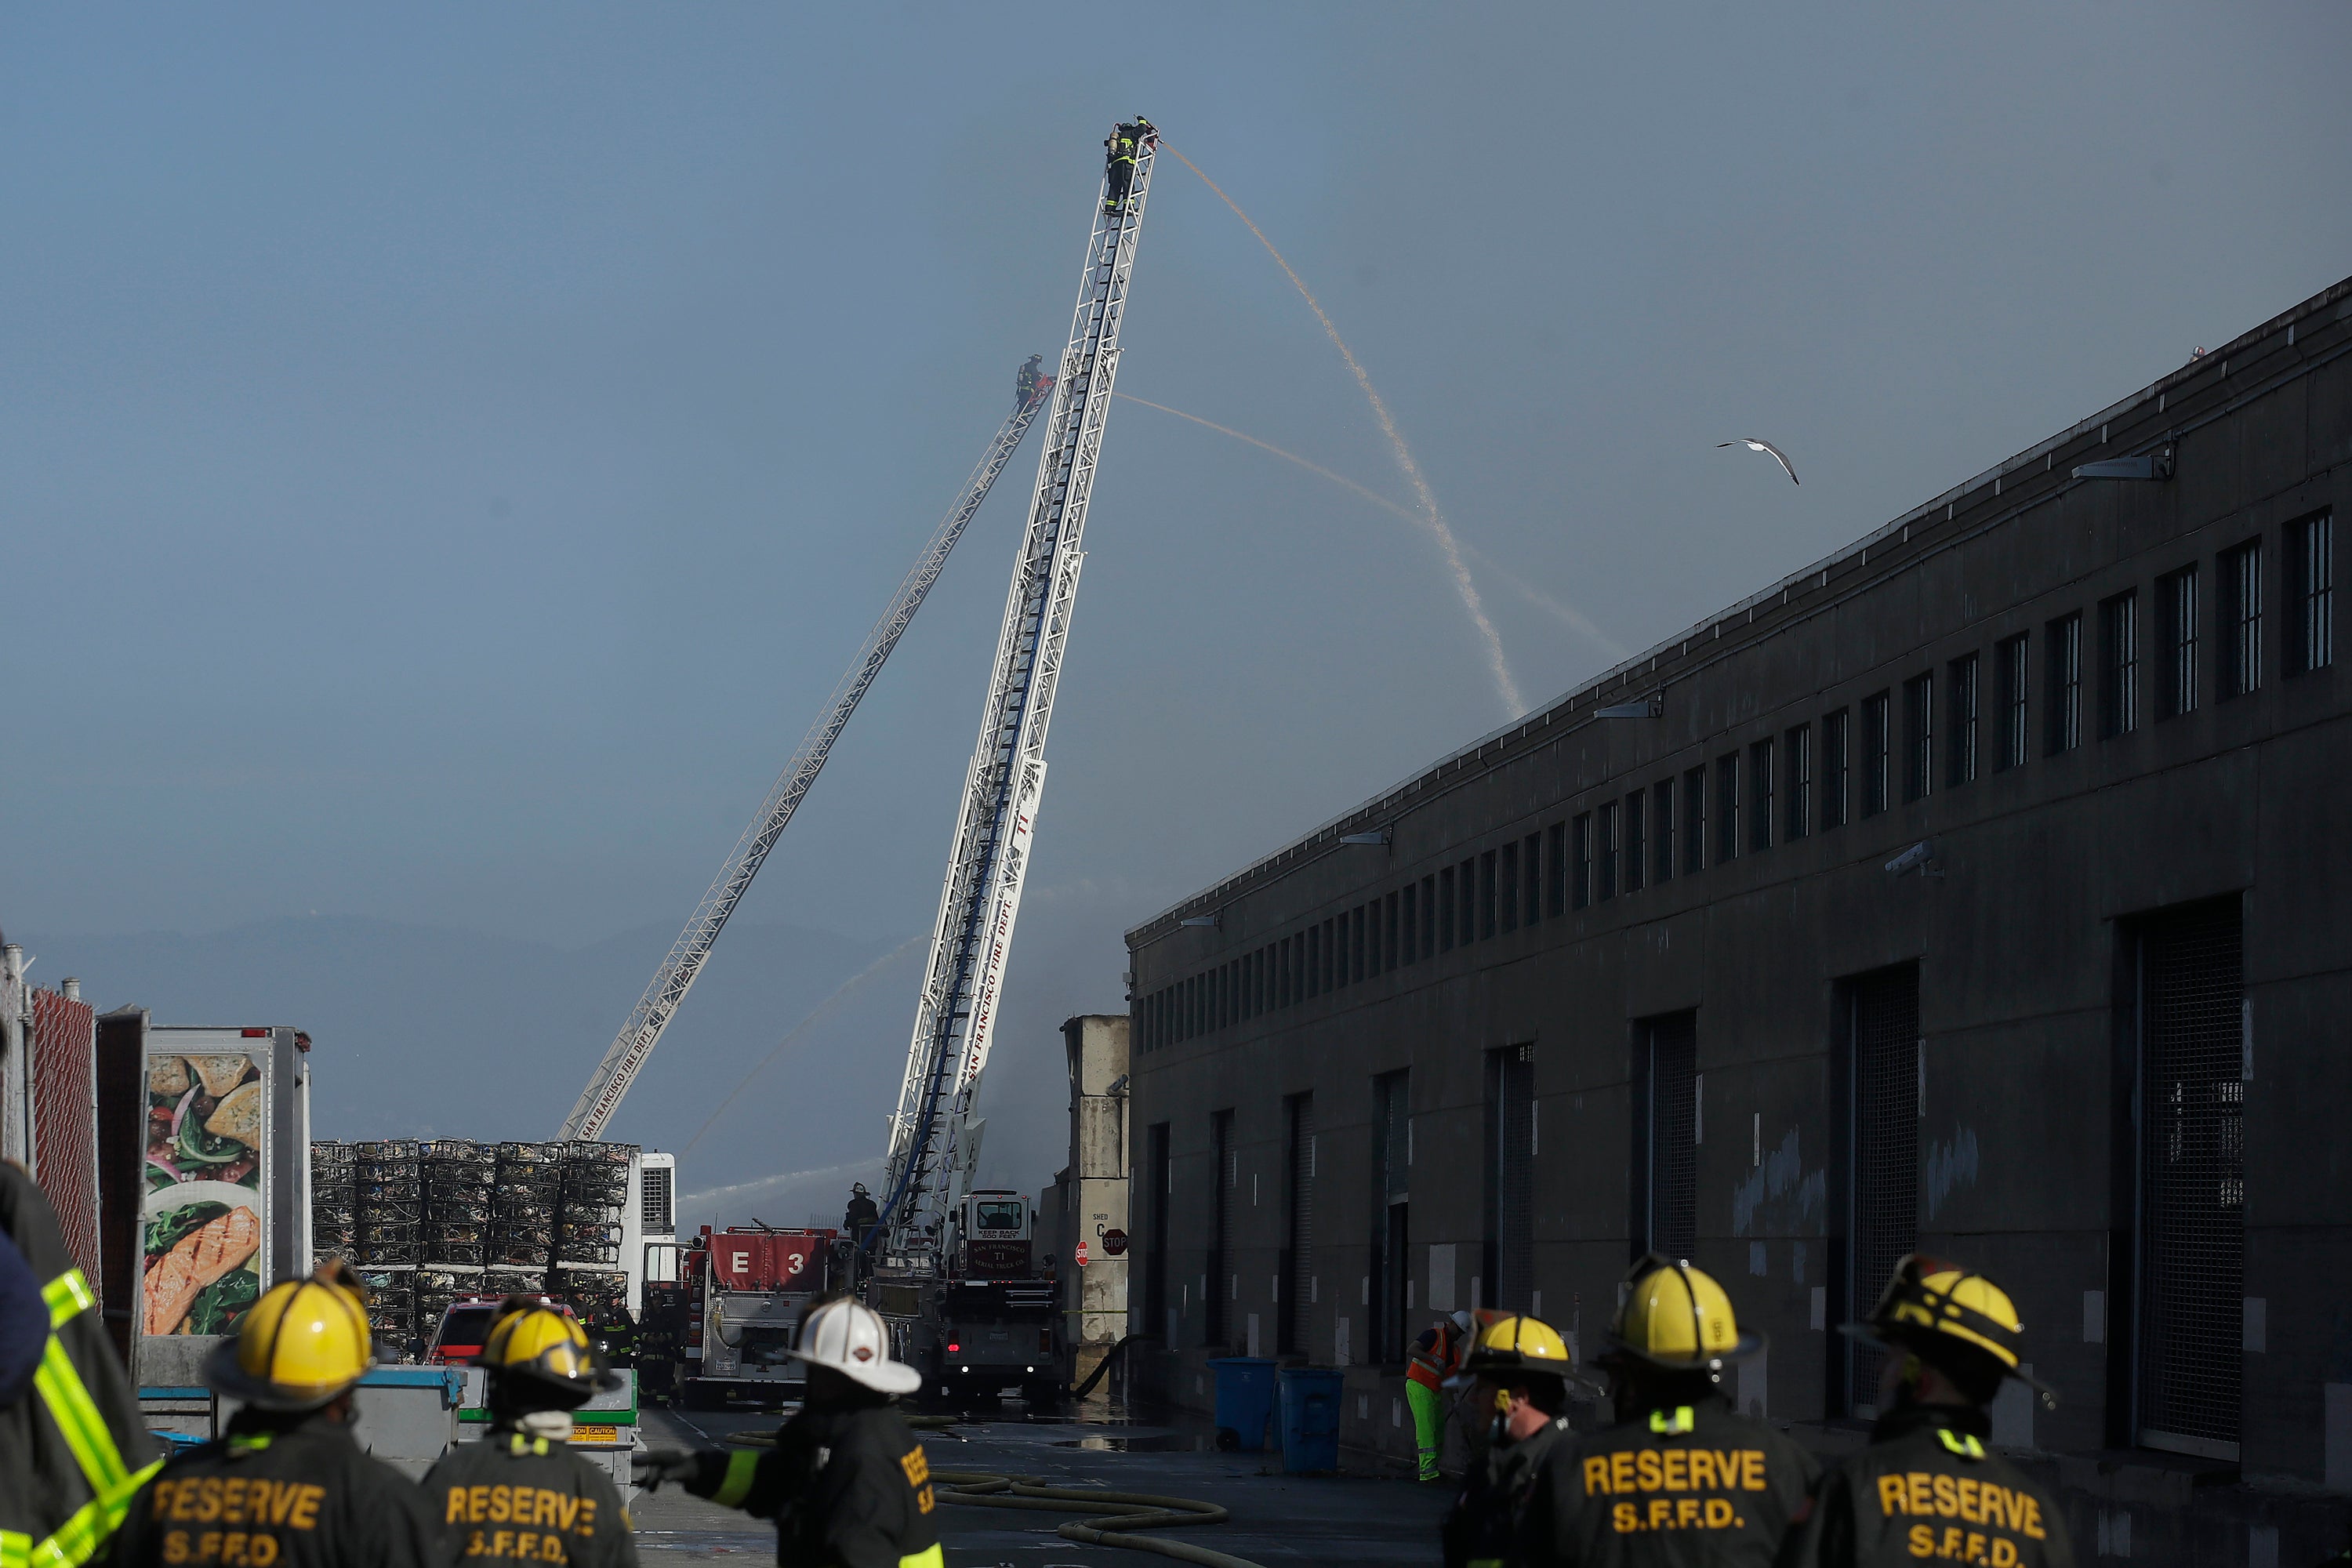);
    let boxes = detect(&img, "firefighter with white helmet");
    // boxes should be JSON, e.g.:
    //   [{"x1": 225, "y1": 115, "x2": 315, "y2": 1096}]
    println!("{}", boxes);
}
[
  {"x1": 636, "y1": 1297, "x2": 941, "y2": 1568},
  {"x1": 111, "y1": 1264, "x2": 448, "y2": 1568},
  {"x1": 422, "y1": 1299, "x2": 638, "y2": 1567},
  {"x1": 1517, "y1": 1254, "x2": 1817, "y2": 1566},
  {"x1": 1440, "y1": 1312, "x2": 1577, "y2": 1568},
  {"x1": 1784, "y1": 1255, "x2": 2074, "y2": 1567}
]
